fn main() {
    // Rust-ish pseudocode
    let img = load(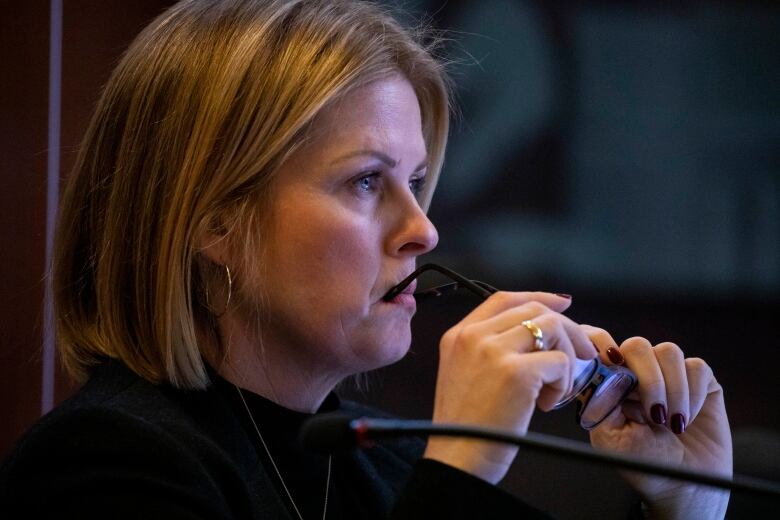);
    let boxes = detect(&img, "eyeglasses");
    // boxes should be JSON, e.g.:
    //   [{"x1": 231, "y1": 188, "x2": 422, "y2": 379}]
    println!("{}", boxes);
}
[{"x1": 384, "y1": 263, "x2": 637, "y2": 430}]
